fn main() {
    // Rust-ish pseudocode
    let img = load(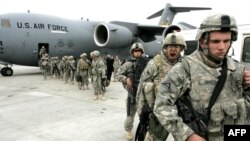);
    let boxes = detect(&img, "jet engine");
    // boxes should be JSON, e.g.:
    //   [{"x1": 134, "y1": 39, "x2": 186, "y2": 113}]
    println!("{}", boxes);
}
[{"x1": 94, "y1": 23, "x2": 133, "y2": 48}]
